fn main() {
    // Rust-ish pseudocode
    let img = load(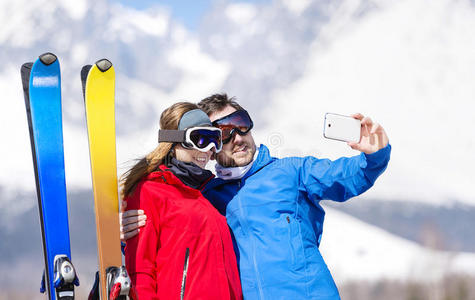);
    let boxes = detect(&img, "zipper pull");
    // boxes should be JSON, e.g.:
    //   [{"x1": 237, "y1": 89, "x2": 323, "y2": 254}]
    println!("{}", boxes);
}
[
  {"x1": 286, "y1": 216, "x2": 290, "y2": 223},
  {"x1": 181, "y1": 248, "x2": 190, "y2": 300}
]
